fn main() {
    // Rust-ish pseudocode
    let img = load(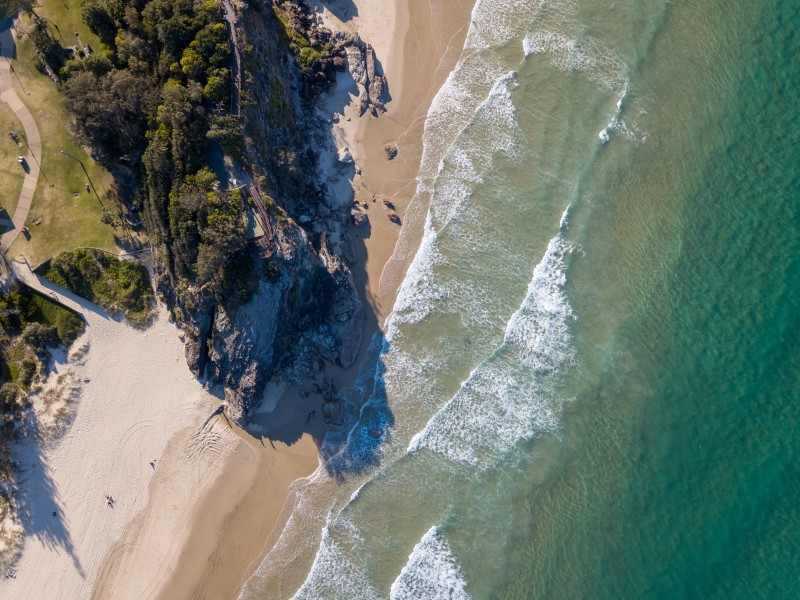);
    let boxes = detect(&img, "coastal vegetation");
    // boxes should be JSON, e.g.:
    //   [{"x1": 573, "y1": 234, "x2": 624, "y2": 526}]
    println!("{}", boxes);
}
[
  {"x1": 51, "y1": 0, "x2": 252, "y2": 308},
  {"x1": 38, "y1": 249, "x2": 155, "y2": 326},
  {"x1": 271, "y1": 2, "x2": 328, "y2": 73},
  {"x1": 0, "y1": 284, "x2": 84, "y2": 491}
]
